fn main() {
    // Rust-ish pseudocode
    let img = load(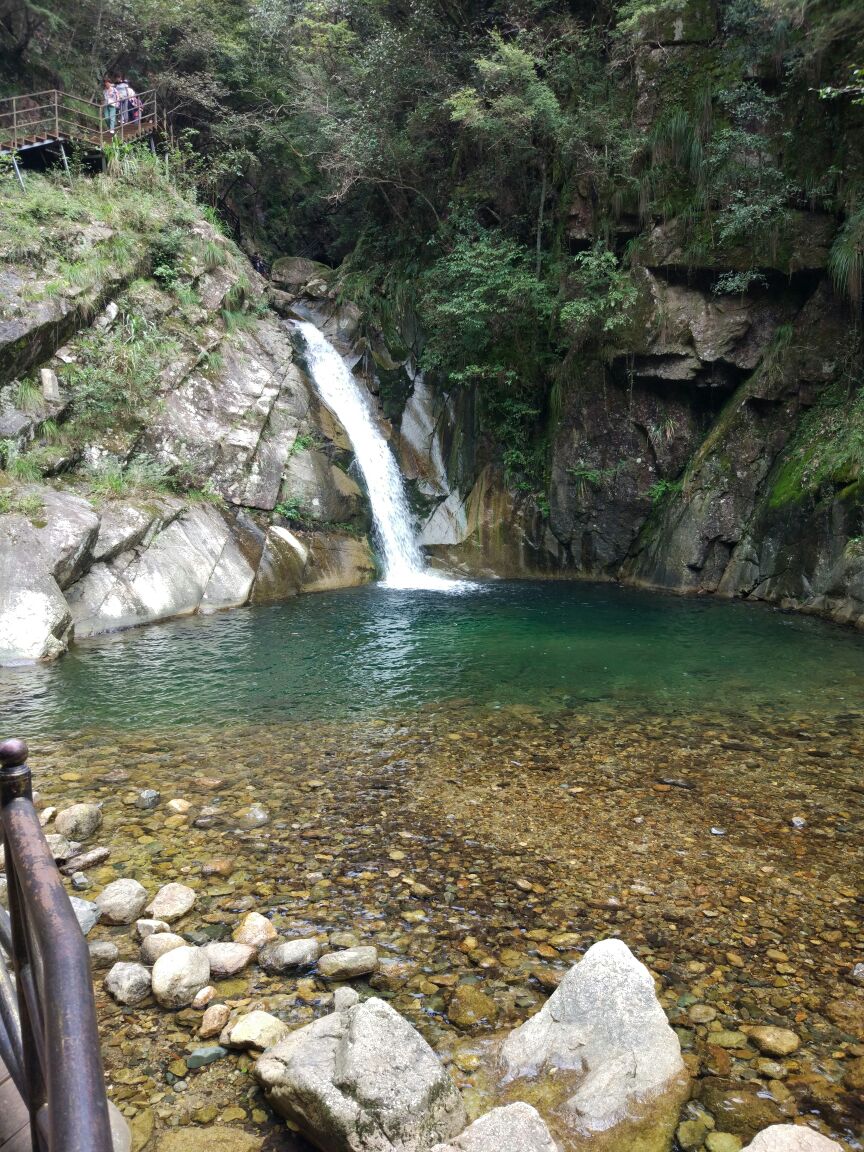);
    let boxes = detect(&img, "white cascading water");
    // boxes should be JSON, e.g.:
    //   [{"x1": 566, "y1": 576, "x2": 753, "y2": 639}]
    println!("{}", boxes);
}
[{"x1": 295, "y1": 321, "x2": 455, "y2": 590}]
